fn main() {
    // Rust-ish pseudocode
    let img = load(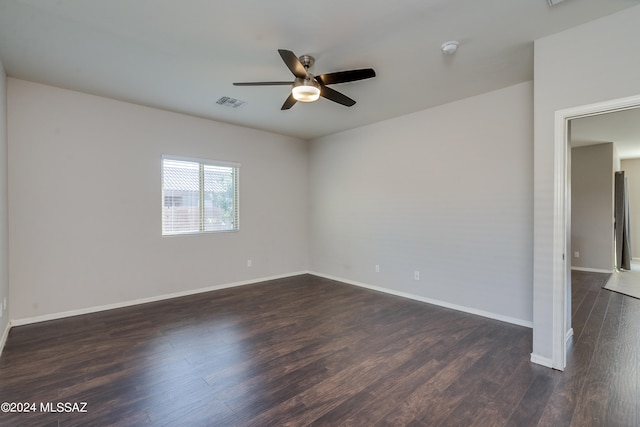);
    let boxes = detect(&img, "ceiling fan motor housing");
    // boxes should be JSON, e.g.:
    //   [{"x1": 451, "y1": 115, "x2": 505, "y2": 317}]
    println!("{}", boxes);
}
[{"x1": 299, "y1": 54, "x2": 315, "y2": 69}]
